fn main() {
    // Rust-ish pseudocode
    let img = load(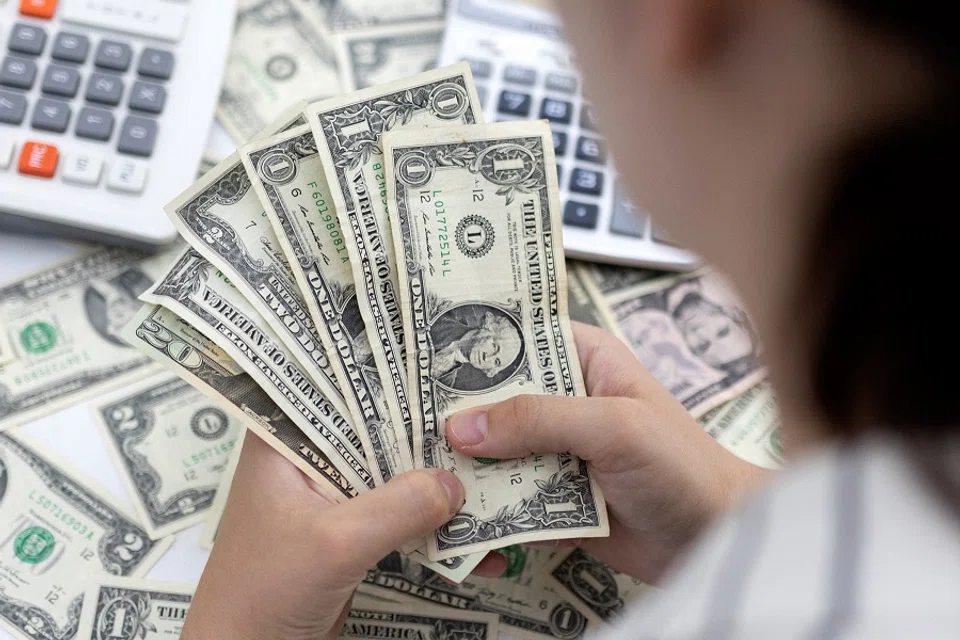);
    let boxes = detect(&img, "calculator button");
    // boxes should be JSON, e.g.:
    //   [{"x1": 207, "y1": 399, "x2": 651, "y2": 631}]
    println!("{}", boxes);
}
[
  {"x1": 32, "y1": 98, "x2": 71, "y2": 133},
  {"x1": 95, "y1": 40, "x2": 133, "y2": 72},
  {"x1": 570, "y1": 168, "x2": 604, "y2": 196},
  {"x1": 575, "y1": 136, "x2": 607, "y2": 164},
  {"x1": 129, "y1": 81, "x2": 166, "y2": 114},
  {"x1": 555, "y1": 164, "x2": 563, "y2": 187},
  {"x1": 1, "y1": 56, "x2": 38, "y2": 90},
  {"x1": 563, "y1": 201, "x2": 599, "y2": 229},
  {"x1": 138, "y1": 48, "x2": 175, "y2": 80},
  {"x1": 42, "y1": 65, "x2": 80, "y2": 97},
  {"x1": 0, "y1": 139, "x2": 14, "y2": 170},
  {"x1": 20, "y1": 0, "x2": 58, "y2": 19},
  {"x1": 497, "y1": 90, "x2": 531, "y2": 117},
  {"x1": 18, "y1": 140, "x2": 58, "y2": 177},
  {"x1": 118, "y1": 116, "x2": 157, "y2": 157},
  {"x1": 503, "y1": 65, "x2": 536, "y2": 86},
  {"x1": 75, "y1": 107, "x2": 115, "y2": 141},
  {"x1": 540, "y1": 98, "x2": 573, "y2": 124},
  {"x1": 62, "y1": 153, "x2": 103, "y2": 186},
  {"x1": 8, "y1": 23, "x2": 47, "y2": 56},
  {"x1": 463, "y1": 58, "x2": 492, "y2": 79},
  {"x1": 52, "y1": 32, "x2": 90, "y2": 63},
  {"x1": 545, "y1": 72, "x2": 578, "y2": 94},
  {"x1": 0, "y1": 90, "x2": 28, "y2": 125},
  {"x1": 580, "y1": 105, "x2": 600, "y2": 132},
  {"x1": 86, "y1": 73, "x2": 124, "y2": 105},
  {"x1": 610, "y1": 183, "x2": 646, "y2": 238},
  {"x1": 552, "y1": 130, "x2": 568, "y2": 155},
  {"x1": 107, "y1": 159, "x2": 148, "y2": 193}
]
